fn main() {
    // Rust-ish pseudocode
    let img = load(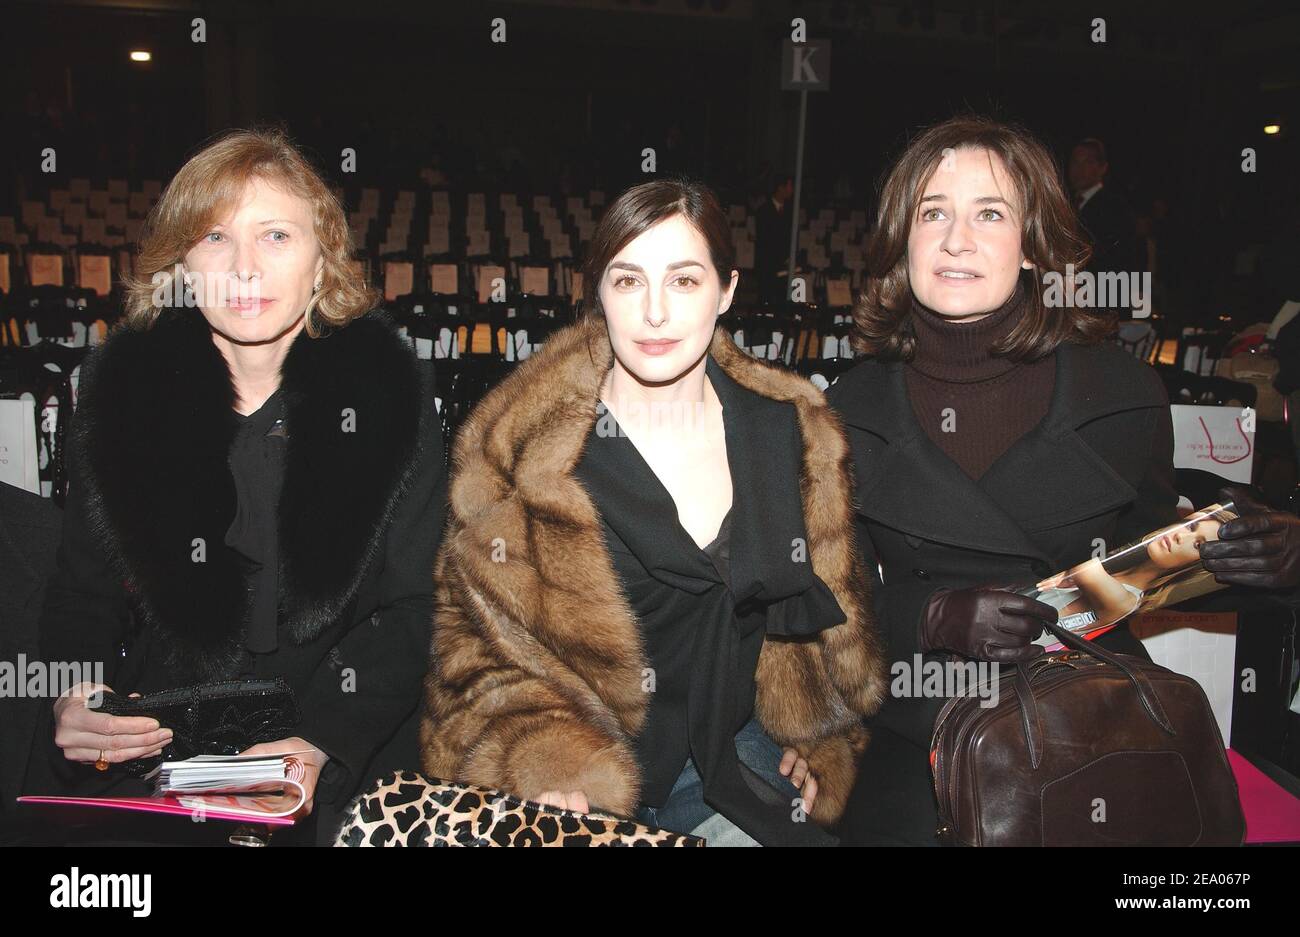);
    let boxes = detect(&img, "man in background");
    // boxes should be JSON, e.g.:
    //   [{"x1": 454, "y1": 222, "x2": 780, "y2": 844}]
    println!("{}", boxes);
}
[
  {"x1": 1069, "y1": 137, "x2": 1144, "y2": 314},
  {"x1": 755, "y1": 173, "x2": 794, "y2": 304}
]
